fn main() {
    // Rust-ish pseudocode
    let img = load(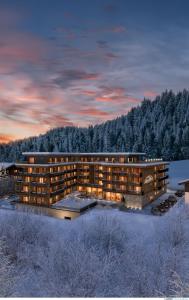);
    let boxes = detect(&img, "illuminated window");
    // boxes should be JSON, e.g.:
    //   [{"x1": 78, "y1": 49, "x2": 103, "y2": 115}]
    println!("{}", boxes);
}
[
  {"x1": 23, "y1": 196, "x2": 29, "y2": 202},
  {"x1": 23, "y1": 186, "x2": 29, "y2": 192},
  {"x1": 87, "y1": 187, "x2": 92, "y2": 193},
  {"x1": 135, "y1": 186, "x2": 141, "y2": 192},
  {"x1": 25, "y1": 177, "x2": 30, "y2": 182},
  {"x1": 28, "y1": 167, "x2": 32, "y2": 173},
  {"x1": 39, "y1": 177, "x2": 44, "y2": 183},
  {"x1": 29, "y1": 157, "x2": 35, "y2": 163}
]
